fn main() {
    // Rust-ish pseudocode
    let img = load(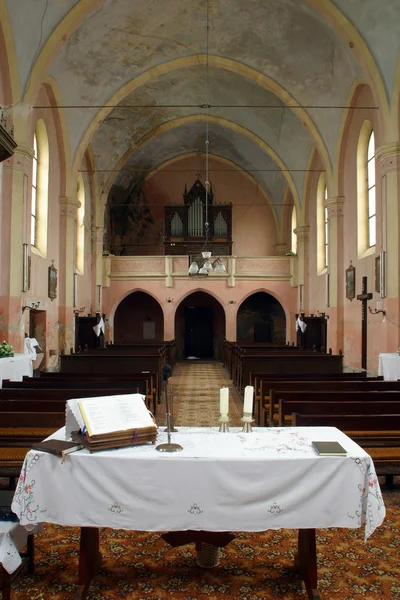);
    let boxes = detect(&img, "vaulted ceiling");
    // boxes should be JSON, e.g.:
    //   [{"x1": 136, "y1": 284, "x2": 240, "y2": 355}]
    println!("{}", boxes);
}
[{"x1": 4, "y1": 0, "x2": 400, "y2": 220}]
